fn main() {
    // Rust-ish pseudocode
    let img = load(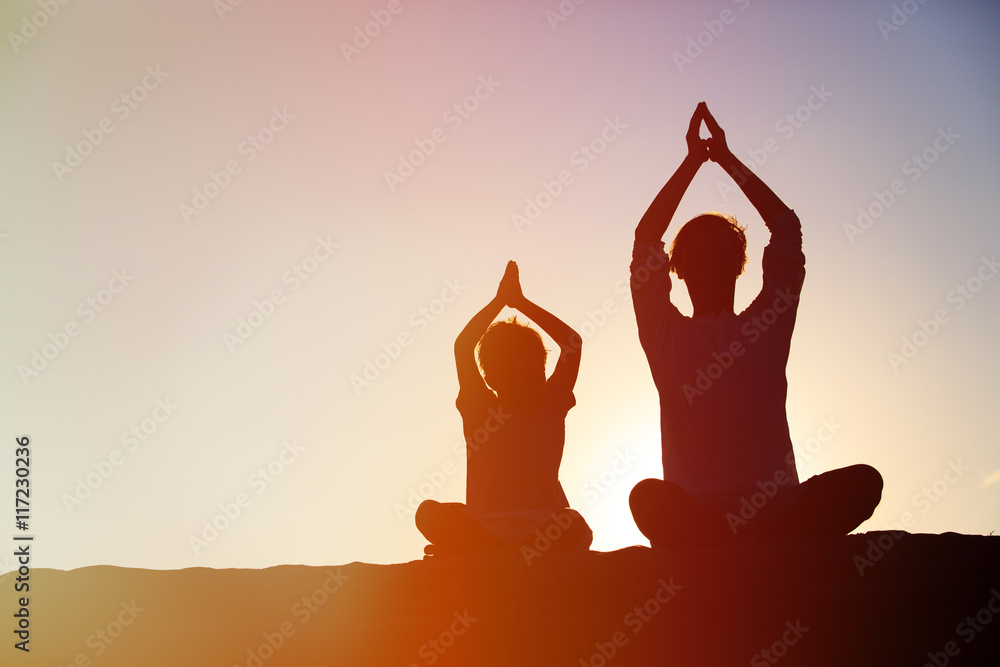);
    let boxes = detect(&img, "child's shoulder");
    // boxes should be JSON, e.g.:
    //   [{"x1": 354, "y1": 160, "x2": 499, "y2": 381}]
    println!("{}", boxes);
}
[
  {"x1": 541, "y1": 378, "x2": 576, "y2": 412},
  {"x1": 456, "y1": 383, "x2": 497, "y2": 413}
]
